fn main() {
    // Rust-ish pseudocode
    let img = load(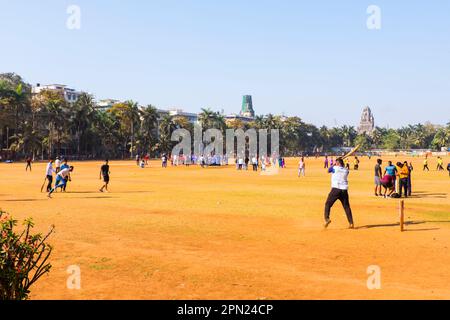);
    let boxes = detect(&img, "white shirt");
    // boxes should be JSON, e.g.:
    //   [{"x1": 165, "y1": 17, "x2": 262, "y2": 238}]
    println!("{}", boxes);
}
[
  {"x1": 252, "y1": 157, "x2": 257, "y2": 164},
  {"x1": 46, "y1": 162, "x2": 54, "y2": 176},
  {"x1": 299, "y1": 161, "x2": 305, "y2": 169},
  {"x1": 58, "y1": 168, "x2": 71, "y2": 179},
  {"x1": 330, "y1": 166, "x2": 349, "y2": 190},
  {"x1": 238, "y1": 158, "x2": 244, "y2": 165},
  {"x1": 55, "y1": 159, "x2": 61, "y2": 168}
]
